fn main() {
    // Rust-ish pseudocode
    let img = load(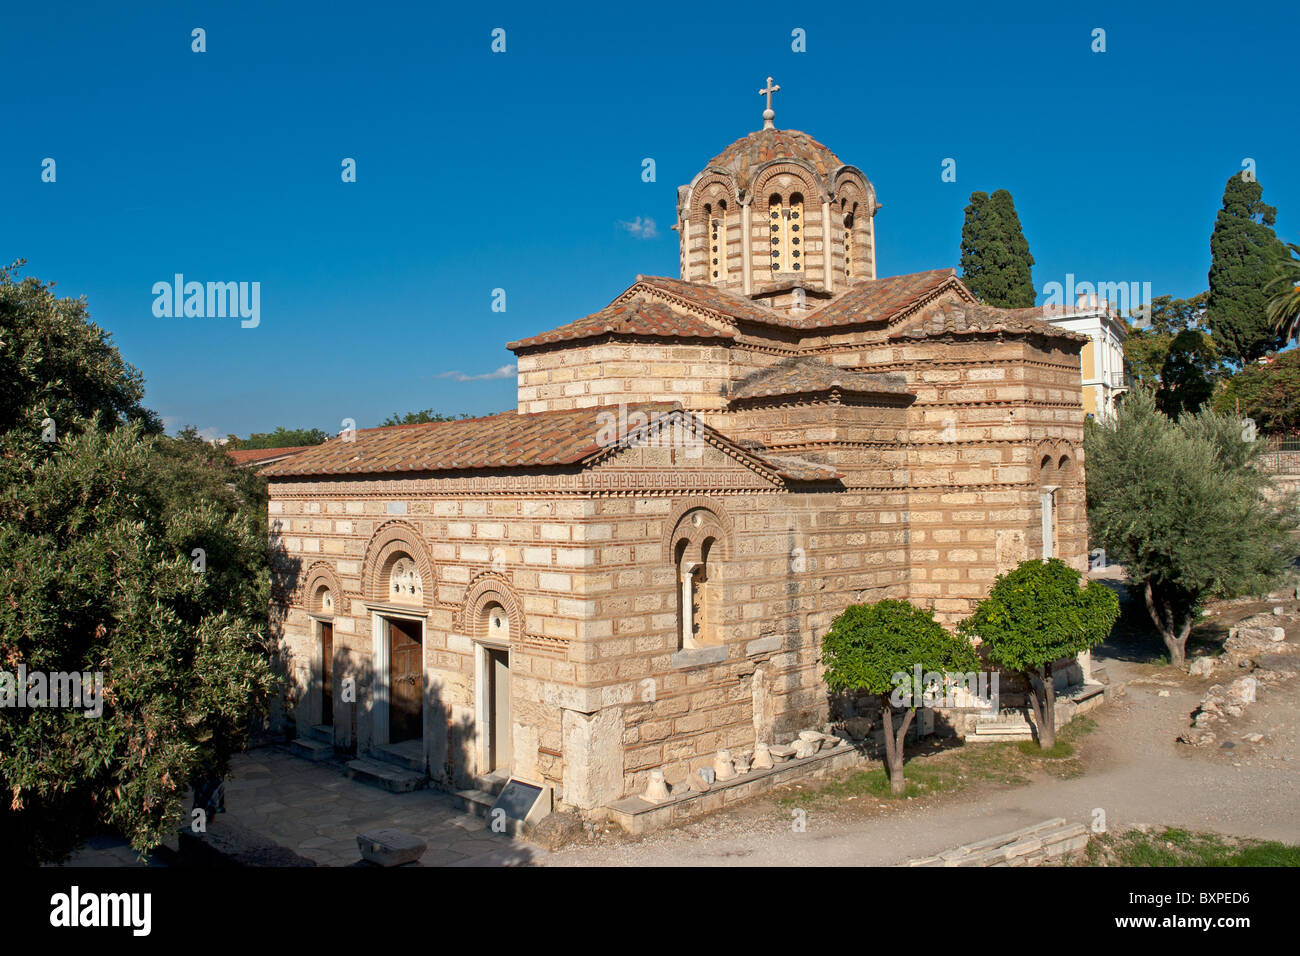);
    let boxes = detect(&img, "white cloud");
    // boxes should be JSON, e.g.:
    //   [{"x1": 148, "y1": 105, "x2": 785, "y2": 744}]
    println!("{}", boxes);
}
[
  {"x1": 618, "y1": 216, "x2": 659, "y2": 240},
  {"x1": 437, "y1": 364, "x2": 517, "y2": 383}
]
